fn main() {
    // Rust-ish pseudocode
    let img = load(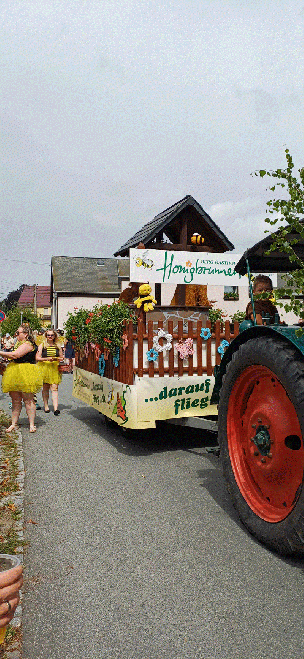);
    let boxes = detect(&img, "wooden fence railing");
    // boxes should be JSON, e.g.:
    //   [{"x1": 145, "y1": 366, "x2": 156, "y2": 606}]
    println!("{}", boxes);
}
[{"x1": 75, "y1": 319, "x2": 239, "y2": 385}]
